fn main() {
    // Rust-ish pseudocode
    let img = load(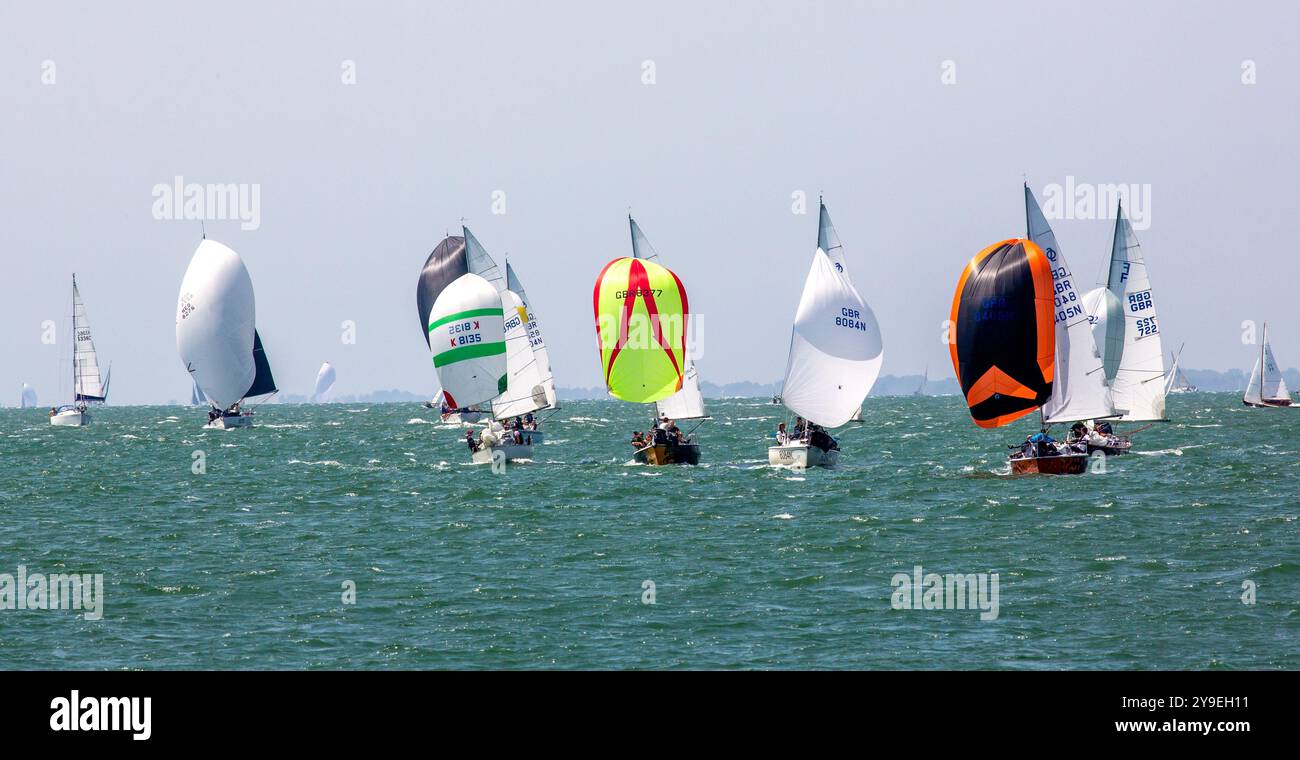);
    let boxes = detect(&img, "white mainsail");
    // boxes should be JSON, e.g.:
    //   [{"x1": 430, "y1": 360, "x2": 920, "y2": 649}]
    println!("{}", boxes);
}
[
  {"x1": 505, "y1": 260, "x2": 558, "y2": 409},
  {"x1": 780, "y1": 248, "x2": 883, "y2": 428},
  {"x1": 312, "y1": 362, "x2": 337, "y2": 402},
  {"x1": 71, "y1": 276, "x2": 108, "y2": 403},
  {"x1": 463, "y1": 226, "x2": 506, "y2": 292},
  {"x1": 1100, "y1": 201, "x2": 1167, "y2": 421},
  {"x1": 629, "y1": 216, "x2": 707, "y2": 420},
  {"x1": 428, "y1": 273, "x2": 507, "y2": 409},
  {"x1": 1025, "y1": 186, "x2": 1113, "y2": 423},
  {"x1": 175, "y1": 240, "x2": 261, "y2": 409}
]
